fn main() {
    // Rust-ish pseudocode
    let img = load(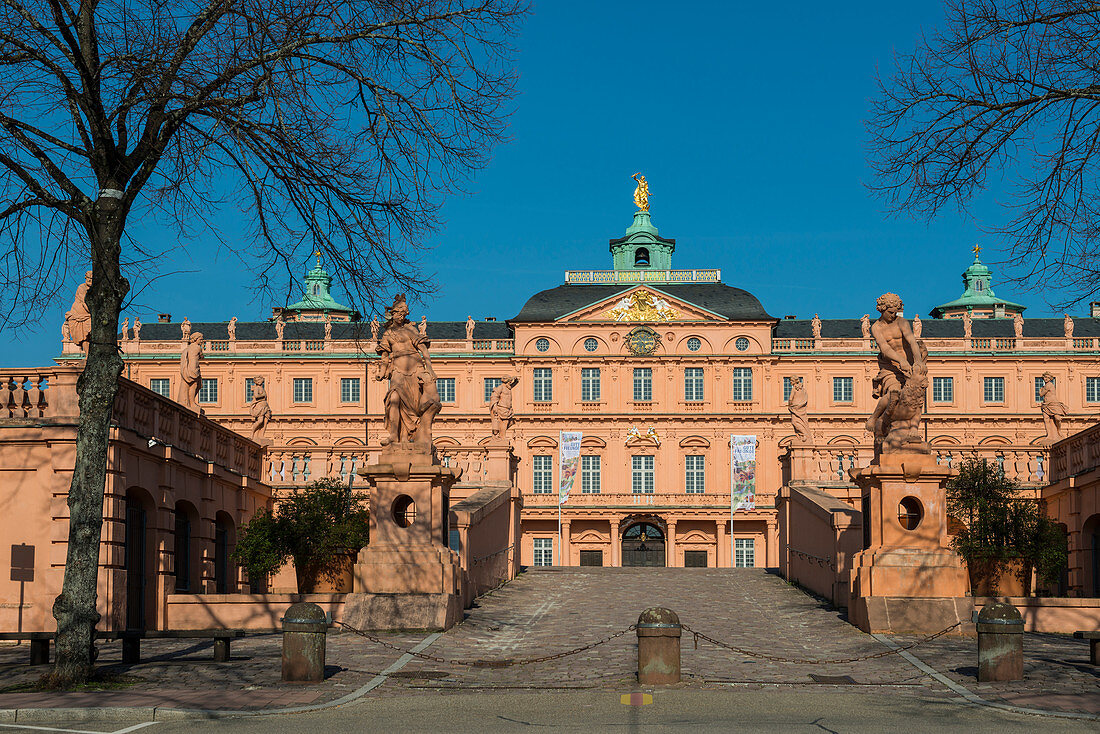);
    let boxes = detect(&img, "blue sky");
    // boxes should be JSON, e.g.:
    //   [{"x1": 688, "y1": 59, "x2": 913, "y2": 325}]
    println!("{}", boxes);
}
[{"x1": 0, "y1": 1, "x2": 1069, "y2": 367}]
